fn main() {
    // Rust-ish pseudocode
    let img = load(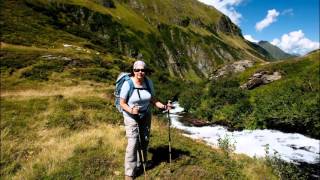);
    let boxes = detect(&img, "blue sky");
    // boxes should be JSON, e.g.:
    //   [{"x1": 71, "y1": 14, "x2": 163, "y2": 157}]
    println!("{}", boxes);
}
[{"x1": 197, "y1": 0, "x2": 319, "y2": 55}]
